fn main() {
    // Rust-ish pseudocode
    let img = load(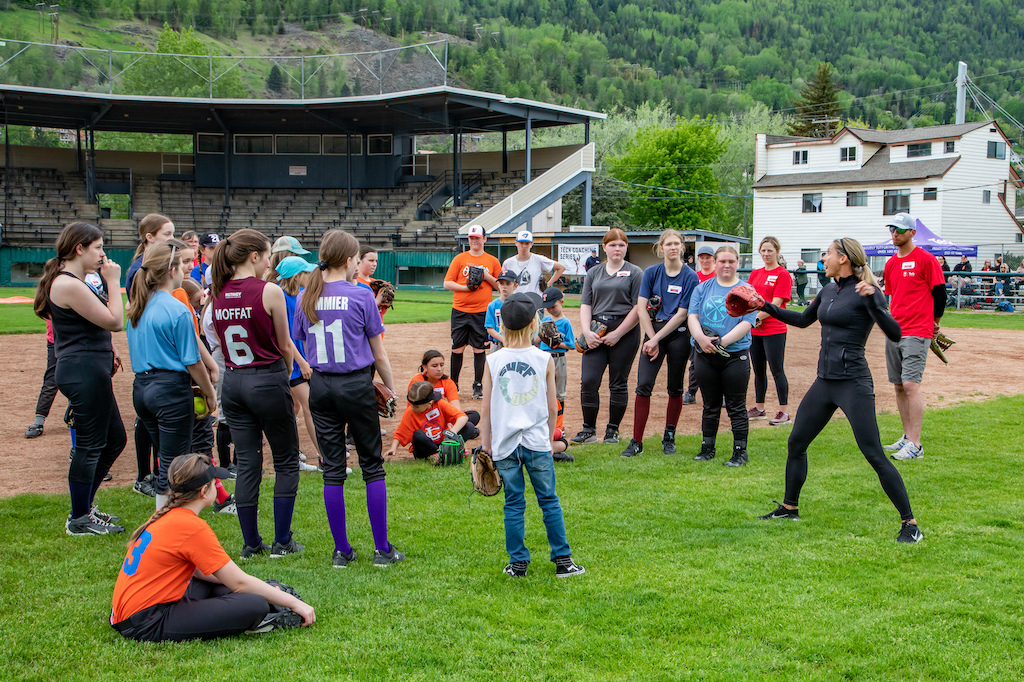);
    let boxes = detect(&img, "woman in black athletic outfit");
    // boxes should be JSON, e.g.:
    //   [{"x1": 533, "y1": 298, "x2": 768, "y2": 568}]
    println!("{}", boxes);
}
[
  {"x1": 754, "y1": 238, "x2": 923, "y2": 543},
  {"x1": 34, "y1": 222, "x2": 127, "y2": 536}
]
